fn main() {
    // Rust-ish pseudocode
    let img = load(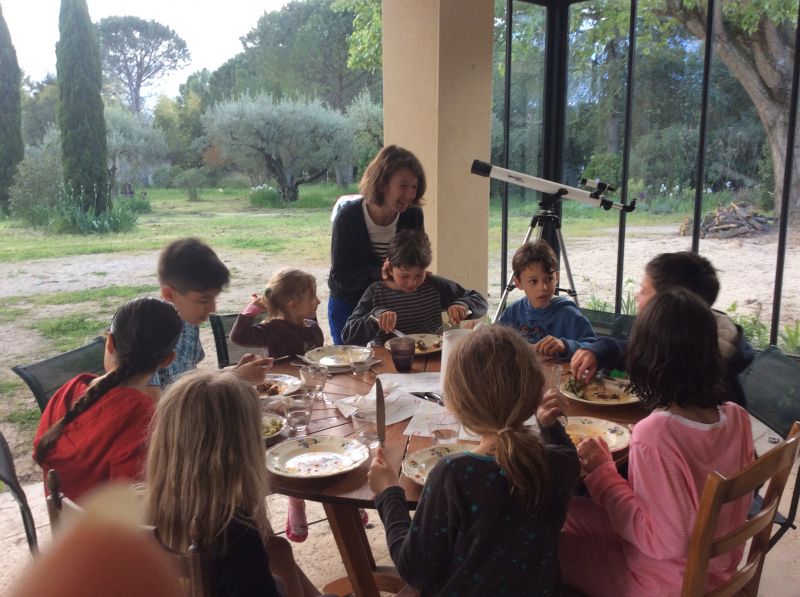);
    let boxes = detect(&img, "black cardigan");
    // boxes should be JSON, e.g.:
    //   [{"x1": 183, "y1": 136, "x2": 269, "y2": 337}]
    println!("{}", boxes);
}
[{"x1": 328, "y1": 198, "x2": 425, "y2": 304}]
